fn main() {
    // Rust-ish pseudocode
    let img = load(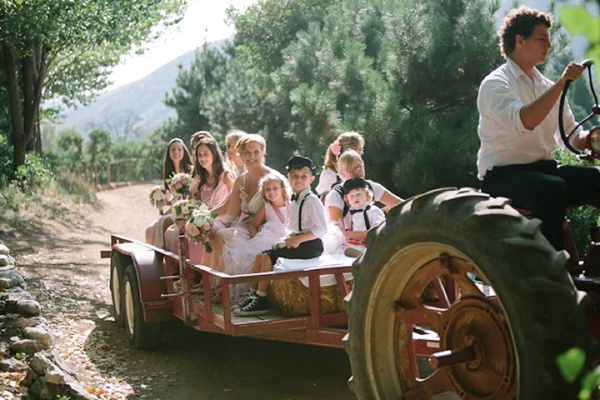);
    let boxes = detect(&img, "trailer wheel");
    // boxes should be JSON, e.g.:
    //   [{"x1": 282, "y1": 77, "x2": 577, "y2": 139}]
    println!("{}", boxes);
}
[
  {"x1": 110, "y1": 261, "x2": 127, "y2": 327},
  {"x1": 345, "y1": 188, "x2": 596, "y2": 400},
  {"x1": 123, "y1": 265, "x2": 162, "y2": 349}
]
